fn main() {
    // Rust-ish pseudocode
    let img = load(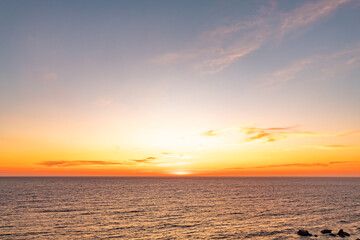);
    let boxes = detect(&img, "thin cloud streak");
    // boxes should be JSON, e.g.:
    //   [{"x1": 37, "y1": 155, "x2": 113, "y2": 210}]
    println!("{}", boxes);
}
[
  {"x1": 242, "y1": 125, "x2": 302, "y2": 143},
  {"x1": 93, "y1": 97, "x2": 113, "y2": 106},
  {"x1": 161, "y1": 153, "x2": 194, "y2": 159},
  {"x1": 39, "y1": 157, "x2": 160, "y2": 167},
  {"x1": 42, "y1": 72, "x2": 57, "y2": 81},
  {"x1": 38, "y1": 160, "x2": 125, "y2": 167},
  {"x1": 151, "y1": 0, "x2": 353, "y2": 74},
  {"x1": 262, "y1": 42, "x2": 360, "y2": 86},
  {"x1": 261, "y1": 57, "x2": 315, "y2": 86},
  {"x1": 307, "y1": 145, "x2": 357, "y2": 150},
  {"x1": 202, "y1": 127, "x2": 239, "y2": 137},
  {"x1": 337, "y1": 129, "x2": 360, "y2": 137},
  {"x1": 202, "y1": 125, "x2": 360, "y2": 143},
  {"x1": 277, "y1": 0, "x2": 351, "y2": 36},
  {"x1": 227, "y1": 161, "x2": 352, "y2": 170},
  {"x1": 157, "y1": 162, "x2": 190, "y2": 167},
  {"x1": 131, "y1": 157, "x2": 157, "y2": 163}
]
